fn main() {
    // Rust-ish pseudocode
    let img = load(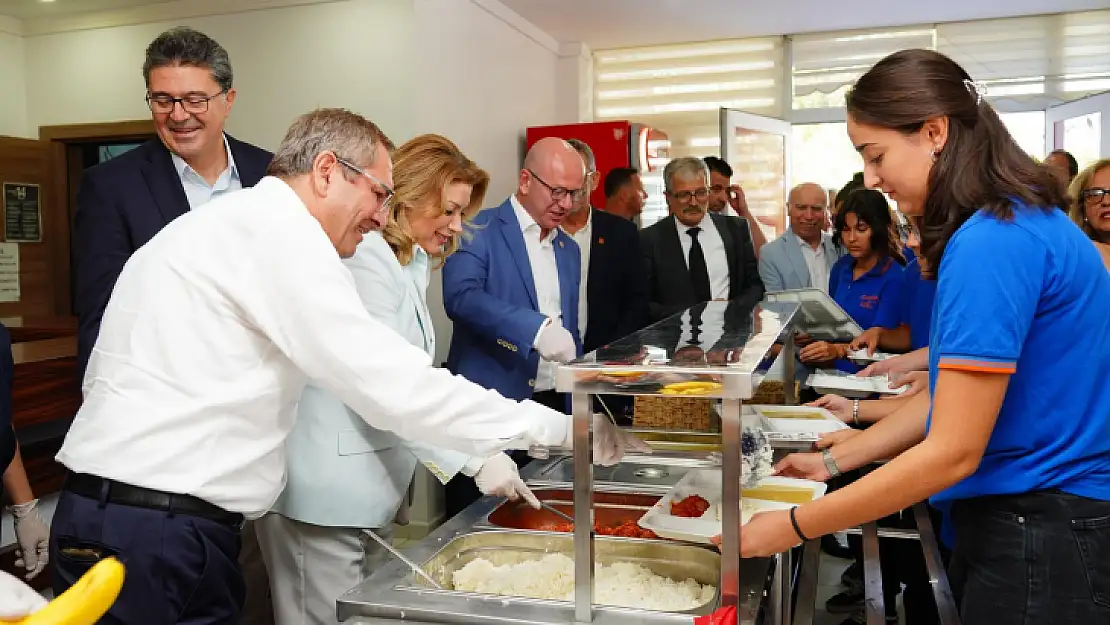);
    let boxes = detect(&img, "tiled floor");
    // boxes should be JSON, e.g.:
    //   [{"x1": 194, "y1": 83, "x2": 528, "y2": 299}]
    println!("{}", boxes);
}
[{"x1": 813, "y1": 539, "x2": 905, "y2": 625}]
